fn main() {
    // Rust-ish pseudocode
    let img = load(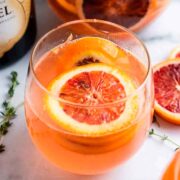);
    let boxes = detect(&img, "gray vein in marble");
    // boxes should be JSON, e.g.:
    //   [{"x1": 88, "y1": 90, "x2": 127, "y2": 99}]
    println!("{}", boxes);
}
[{"x1": 140, "y1": 33, "x2": 180, "y2": 43}]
